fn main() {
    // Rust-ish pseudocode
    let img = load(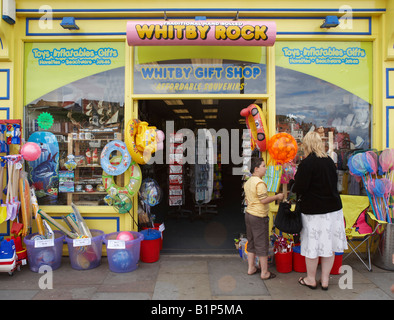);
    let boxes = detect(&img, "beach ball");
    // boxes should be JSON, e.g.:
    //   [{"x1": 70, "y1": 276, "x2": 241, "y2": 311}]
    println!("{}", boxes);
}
[
  {"x1": 116, "y1": 231, "x2": 134, "y2": 242},
  {"x1": 35, "y1": 249, "x2": 55, "y2": 266},
  {"x1": 268, "y1": 133, "x2": 298, "y2": 164},
  {"x1": 20, "y1": 142, "x2": 41, "y2": 161},
  {"x1": 111, "y1": 250, "x2": 132, "y2": 271}
]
